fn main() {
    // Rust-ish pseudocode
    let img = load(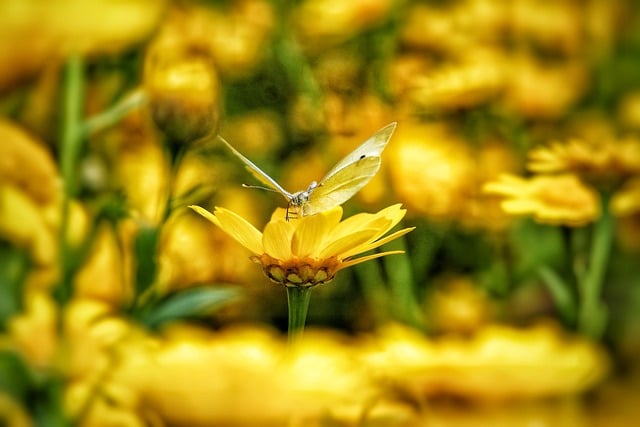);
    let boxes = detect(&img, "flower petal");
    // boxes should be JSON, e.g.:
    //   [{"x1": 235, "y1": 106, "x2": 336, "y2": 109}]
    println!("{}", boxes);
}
[
  {"x1": 263, "y1": 220, "x2": 295, "y2": 259},
  {"x1": 340, "y1": 250, "x2": 406, "y2": 270},
  {"x1": 190, "y1": 205, "x2": 263, "y2": 255},
  {"x1": 330, "y1": 204, "x2": 405, "y2": 243},
  {"x1": 319, "y1": 228, "x2": 381, "y2": 259},
  {"x1": 341, "y1": 227, "x2": 415, "y2": 259},
  {"x1": 291, "y1": 208, "x2": 342, "y2": 257}
]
